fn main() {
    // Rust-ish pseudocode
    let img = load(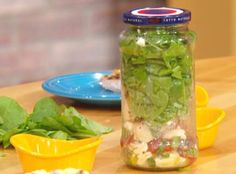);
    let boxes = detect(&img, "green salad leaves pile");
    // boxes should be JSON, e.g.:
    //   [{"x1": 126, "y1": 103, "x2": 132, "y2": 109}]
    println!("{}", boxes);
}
[
  {"x1": 0, "y1": 96, "x2": 112, "y2": 148},
  {"x1": 120, "y1": 27, "x2": 195, "y2": 126}
]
